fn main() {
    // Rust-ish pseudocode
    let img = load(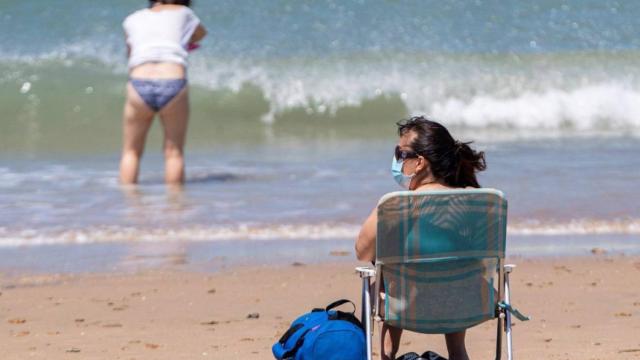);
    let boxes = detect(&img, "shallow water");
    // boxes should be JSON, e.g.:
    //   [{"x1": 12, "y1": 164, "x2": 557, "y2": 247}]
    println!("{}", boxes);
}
[{"x1": 0, "y1": 138, "x2": 638, "y2": 249}]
